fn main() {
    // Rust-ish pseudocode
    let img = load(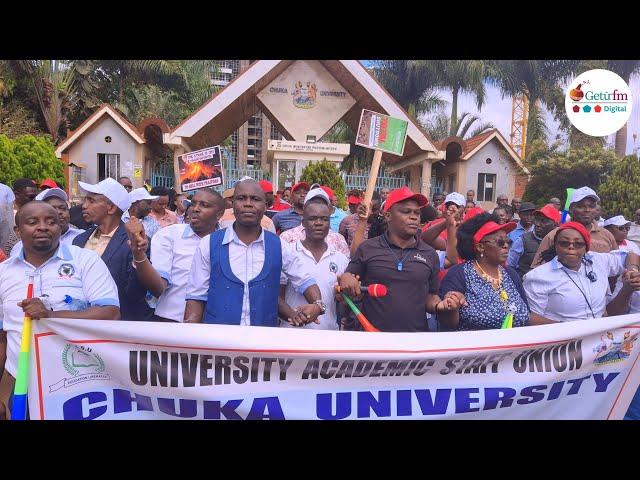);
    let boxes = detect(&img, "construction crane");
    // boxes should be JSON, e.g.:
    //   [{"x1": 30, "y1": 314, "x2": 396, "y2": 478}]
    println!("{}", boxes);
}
[{"x1": 510, "y1": 95, "x2": 529, "y2": 159}]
